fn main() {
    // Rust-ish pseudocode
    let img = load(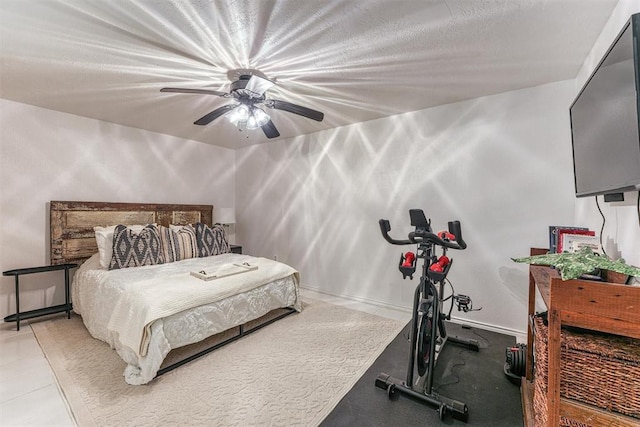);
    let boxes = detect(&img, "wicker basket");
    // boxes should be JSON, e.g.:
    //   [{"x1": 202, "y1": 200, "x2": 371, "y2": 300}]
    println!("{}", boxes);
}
[{"x1": 533, "y1": 316, "x2": 640, "y2": 426}]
